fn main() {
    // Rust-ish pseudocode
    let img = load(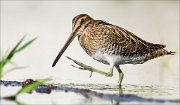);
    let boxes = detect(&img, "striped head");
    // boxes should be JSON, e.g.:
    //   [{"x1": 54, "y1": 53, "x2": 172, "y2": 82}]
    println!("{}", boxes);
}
[
  {"x1": 72, "y1": 14, "x2": 93, "y2": 32},
  {"x1": 52, "y1": 14, "x2": 93, "y2": 67}
]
